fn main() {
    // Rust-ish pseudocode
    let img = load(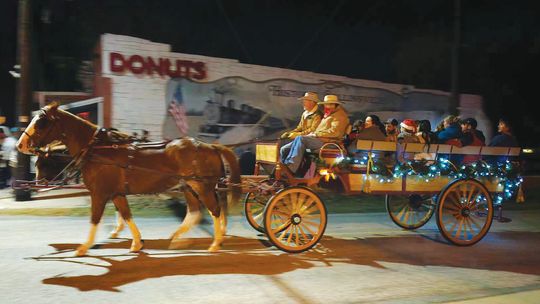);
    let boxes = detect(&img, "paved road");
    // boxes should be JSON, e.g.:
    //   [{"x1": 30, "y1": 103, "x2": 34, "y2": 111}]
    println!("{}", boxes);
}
[{"x1": 1, "y1": 211, "x2": 540, "y2": 304}]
